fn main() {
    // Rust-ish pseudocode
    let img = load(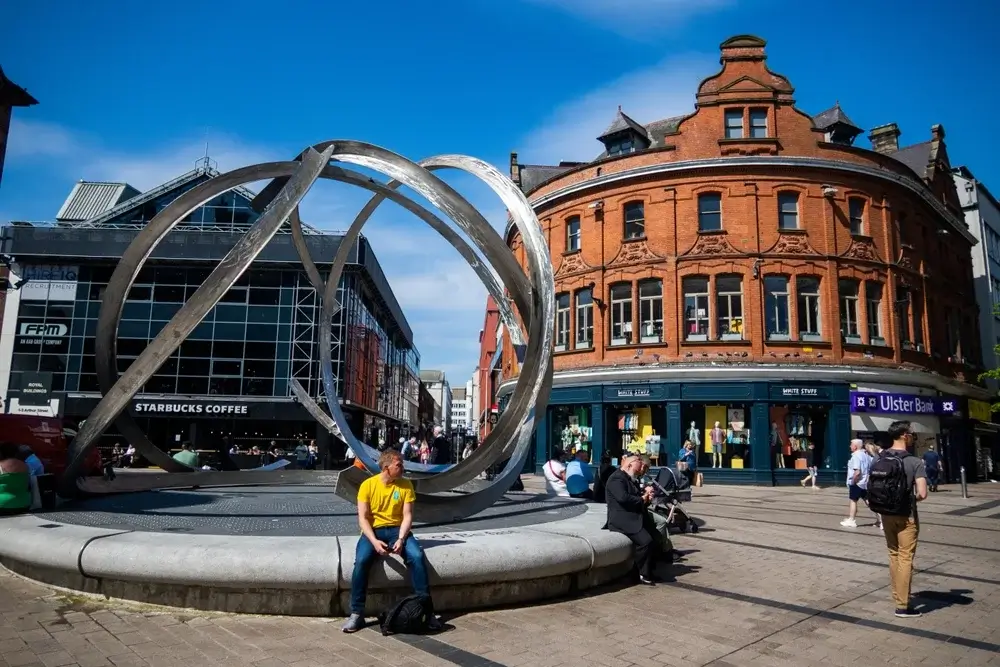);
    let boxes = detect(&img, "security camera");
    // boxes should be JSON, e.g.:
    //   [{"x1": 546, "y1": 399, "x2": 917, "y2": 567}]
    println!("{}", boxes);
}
[
  {"x1": 588, "y1": 201, "x2": 604, "y2": 209},
  {"x1": 821, "y1": 185, "x2": 838, "y2": 198}
]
